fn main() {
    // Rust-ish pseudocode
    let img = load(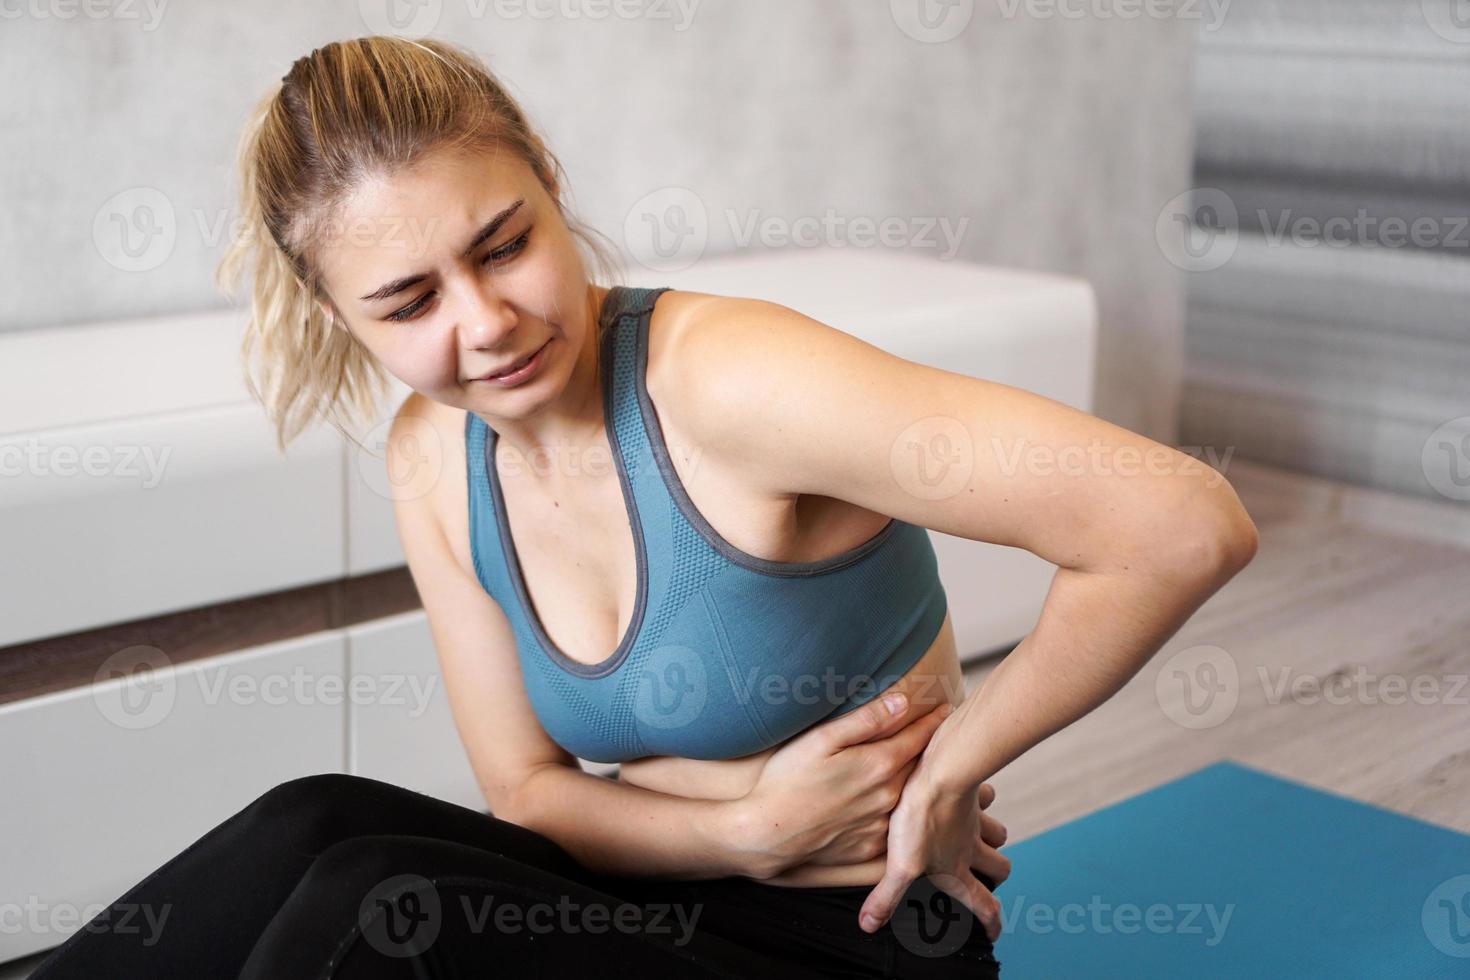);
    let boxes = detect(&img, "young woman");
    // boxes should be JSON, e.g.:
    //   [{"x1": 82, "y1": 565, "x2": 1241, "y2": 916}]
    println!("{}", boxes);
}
[{"x1": 30, "y1": 35, "x2": 1257, "y2": 980}]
